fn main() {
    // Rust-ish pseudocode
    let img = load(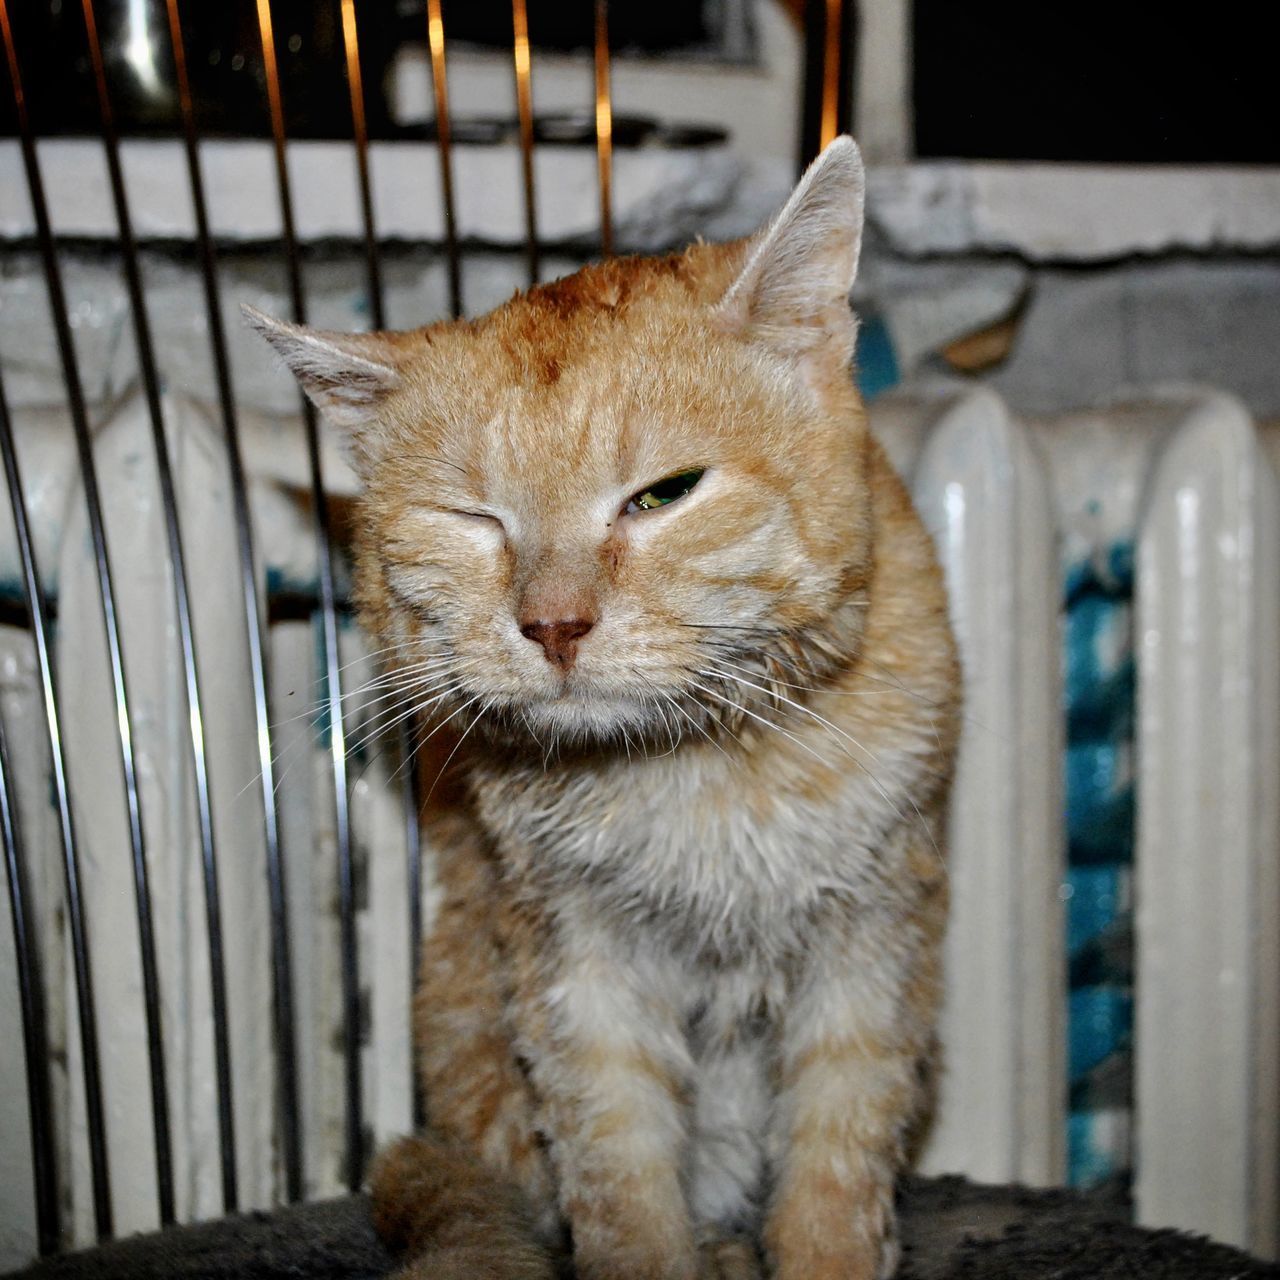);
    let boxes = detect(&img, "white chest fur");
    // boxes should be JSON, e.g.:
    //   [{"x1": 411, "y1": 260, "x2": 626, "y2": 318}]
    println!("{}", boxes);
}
[{"x1": 475, "y1": 710, "x2": 931, "y2": 967}]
